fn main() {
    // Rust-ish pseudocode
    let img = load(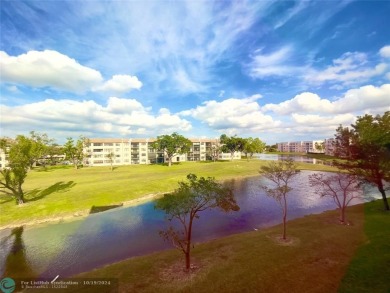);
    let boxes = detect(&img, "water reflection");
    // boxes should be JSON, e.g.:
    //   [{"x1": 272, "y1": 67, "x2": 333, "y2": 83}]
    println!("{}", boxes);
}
[
  {"x1": 0, "y1": 171, "x2": 370, "y2": 278},
  {"x1": 1, "y1": 227, "x2": 35, "y2": 278},
  {"x1": 255, "y1": 153, "x2": 331, "y2": 165}
]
